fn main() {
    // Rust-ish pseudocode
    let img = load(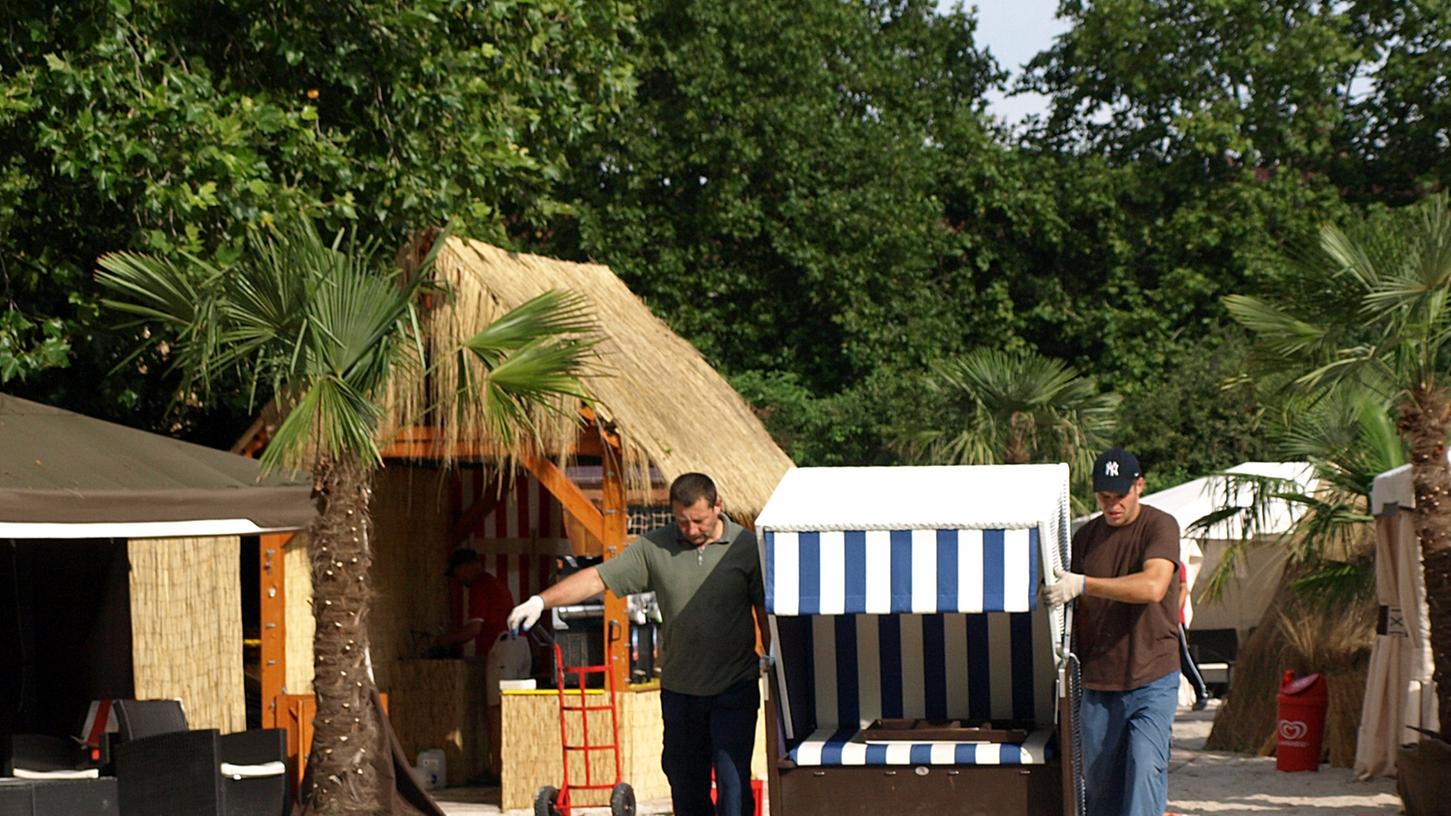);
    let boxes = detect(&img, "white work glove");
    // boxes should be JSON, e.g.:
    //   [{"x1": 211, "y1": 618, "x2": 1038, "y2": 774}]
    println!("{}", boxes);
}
[
  {"x1": 507, "y1": 594, "x2": 545, "y2": 634},
  {"x1": 1040, "y1": 568, "x2": 1086, "y2": 607}
]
